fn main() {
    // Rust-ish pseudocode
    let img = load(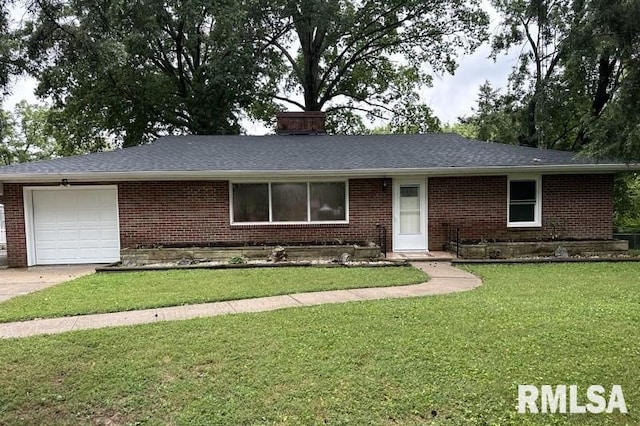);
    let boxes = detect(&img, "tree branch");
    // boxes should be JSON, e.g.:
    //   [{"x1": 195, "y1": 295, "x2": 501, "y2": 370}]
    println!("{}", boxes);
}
[{"x1": 272, "y1": 95, "x2": 306, "y2": 110}]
